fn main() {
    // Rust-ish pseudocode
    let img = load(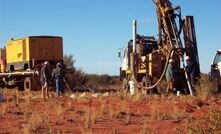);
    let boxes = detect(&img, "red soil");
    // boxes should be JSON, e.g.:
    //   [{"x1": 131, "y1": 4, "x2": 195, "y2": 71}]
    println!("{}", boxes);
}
[{"x1": 0, "y1": 90, "x2": 220, "y2": 134}]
